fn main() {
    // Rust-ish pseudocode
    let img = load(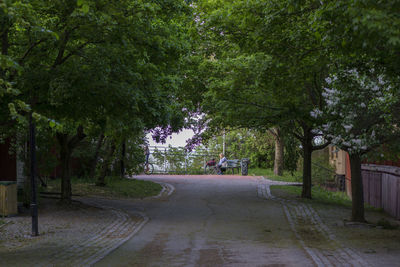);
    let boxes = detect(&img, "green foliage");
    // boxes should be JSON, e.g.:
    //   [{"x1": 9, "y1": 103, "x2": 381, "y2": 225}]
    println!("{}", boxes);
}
[
  {"x1": 284, "y1": 133, "x2": 301, "y2": 174},
  {"x1": 1, "y1": 0, "x2": 194, "y2": 199},
  {"x1": 205, "y1": 128, "x2": 301, "y2": 172},
  {"x1": 312, "y1": 157, "x2": 336, "y2": 186},
  {"x1": 152, "y1": 146, "x2": 187, "y2": 173},
  {"x1": 151, "y1": 146, "x2": 211, "y2": 174},
  {"x1": 206, "y1": 129, "x2": 275, "y2": 169},
  {"x1": 36, "y1": 129, "x2": 59, "y2": 178},
  {"x1": 296, "y1": 149, "x2": 336, "y2": 185}
]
